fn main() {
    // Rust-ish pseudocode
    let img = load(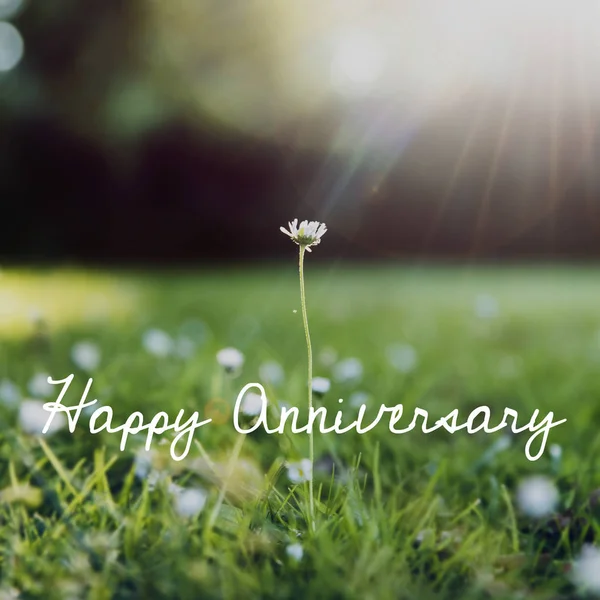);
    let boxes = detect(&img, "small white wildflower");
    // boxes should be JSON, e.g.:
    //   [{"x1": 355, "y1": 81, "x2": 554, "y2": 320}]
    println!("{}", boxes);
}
[
  {"x1": 27, "y1": 373, "x2": 53, "y2": 398},
  {"x1": 479, "y1": 435, "x2": 512, "y2": 465},
  {"x1": 142, "y1": 328, "x2": 174, "y2": 357},
  {"x1": 286, "y1": 542, "x2": 304, "y2": 562},
  {"x1": 319, "y1": 346, "x2": 338, "y2": 367},
  {"x1": 259, "y1": 360, "x2": 285, "y2": 386},
  {"x1": 311, "y1": 376, "x2": 331, "y2": 395},
  {"x1": 71, "y1": 341, "x2": 101, "y2": 371},
  {"x1": 241, "y1": 391, "x2": 265, "y2": 416},
  {"x1": 549, "y1": 444, "x2": 562, "y2": 461},
  {"x1": 171, "y1": 486, "x2": 208, "y2": 519},
  {"x1": 287, "y1": 459, "x2": 312, "y2": 484},
  {"x1": 415, "y1": 529, "x2": 435, "y2": 546},
  {"x1": 168, "y1": 482, "x2": 185, "y2": 496},
  {"x1": 0, "y1": 587, "x2": 20, "y2": 600},
  {"x1": 348, "y1": 391, "x2": 370, "y2": 409},
  {"x1": 475, "y1": 294, "x2": 500, "y2": 319},
  {"x1": 0, "y1": 379, "x2": 20, "y2": 407},
  {"x1": 572, "y1": 545, "x2": 600, "y2": 594},
  {"x1": 280, "y1": 218, "x2": 327, "y2": 252},
  {"x1": 333, "y1": 357, "x2": 363, "y2": 384},
  {"x1": 216, "y1": 347, "x2": 244, "y2": 372},
  {"x1": 133, "y1": 448, "x2": 154, "y2": 480},
  {"x1": 516, "y1": 475, "x2": 559, "y2": 518},
  {"x1": 146, "y1": 469, "x2": 166, "y2": 491},
  {"x1": 19, "y1": 399, "x2": 66, "y2": 435},
  {"x1": 492, "y1": 434, "x2": 512, "y2": 453},
  {"x1": 386, "y1": 344, "x2": 418, "y2": 373},
  {"x1": 440, "y1": 529, "x2": 463, "y2": 544}
]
